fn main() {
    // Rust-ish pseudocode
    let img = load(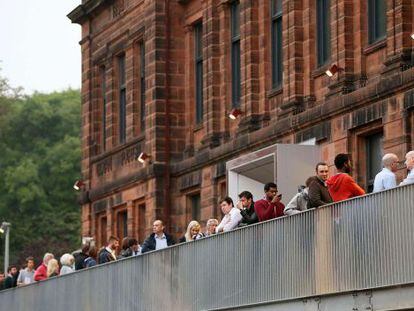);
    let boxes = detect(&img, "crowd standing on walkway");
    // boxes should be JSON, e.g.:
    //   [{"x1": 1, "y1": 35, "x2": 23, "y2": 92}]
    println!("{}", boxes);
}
[{"x1": 1, "y1": 151, "x2": 413, "y2": 290}]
